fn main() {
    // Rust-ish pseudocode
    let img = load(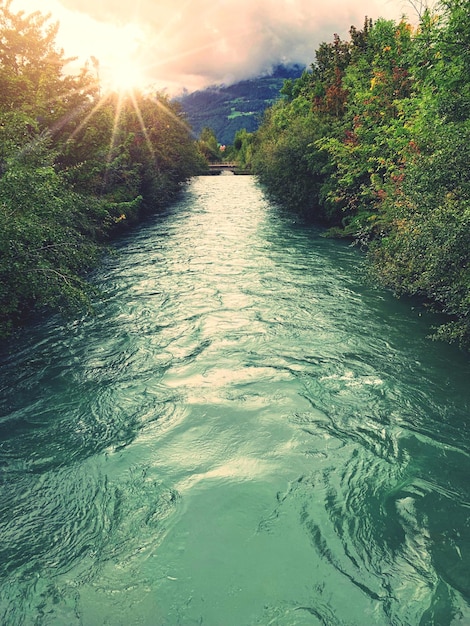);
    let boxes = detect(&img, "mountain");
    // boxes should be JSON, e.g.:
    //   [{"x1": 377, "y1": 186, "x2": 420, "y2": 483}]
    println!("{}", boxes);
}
[{"x1": 176, "y1": 64, "x2": 305, "y2": 146}]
